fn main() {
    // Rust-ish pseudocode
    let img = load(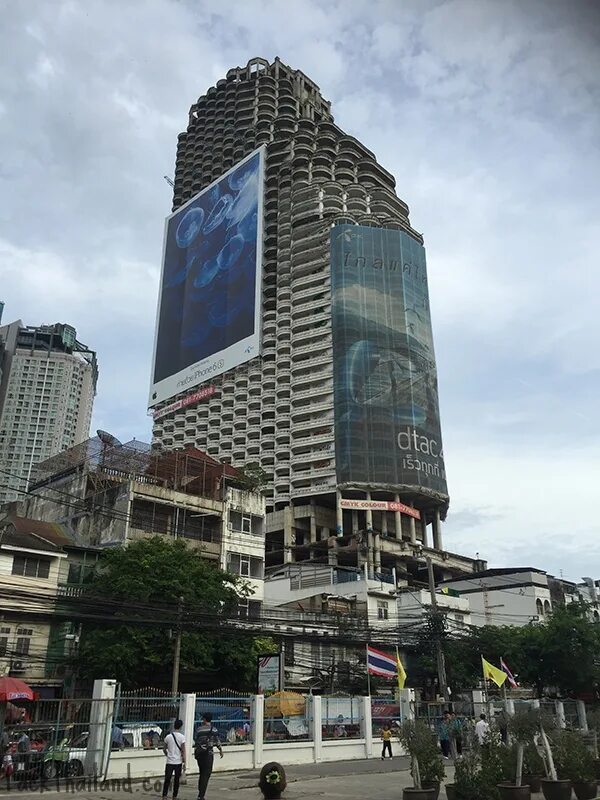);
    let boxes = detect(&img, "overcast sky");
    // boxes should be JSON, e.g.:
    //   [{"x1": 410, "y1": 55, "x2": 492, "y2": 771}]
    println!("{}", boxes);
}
[{"x1": 2, "y1": 0, "x2": 599, "y2": 580}]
